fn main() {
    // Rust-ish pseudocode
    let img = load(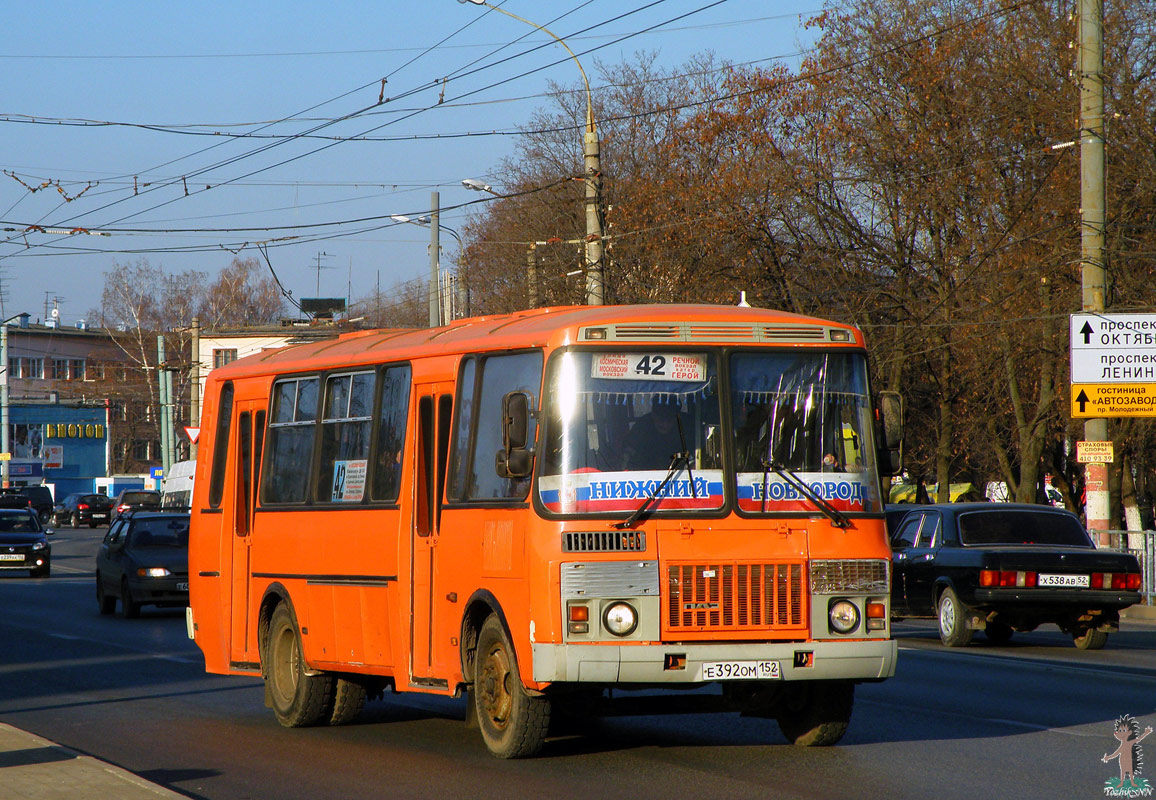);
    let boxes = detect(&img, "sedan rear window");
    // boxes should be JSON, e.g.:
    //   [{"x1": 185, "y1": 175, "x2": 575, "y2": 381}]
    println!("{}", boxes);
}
[
  {"x1": 958, "y1": 510, "x2": 1092, "y2": 547},
  {"x1": 130, "y1": 520, "x2": 190, "y2": 547},
  {"x1": 122, "y1": 492, "x2": 160, "y2": 505}
]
